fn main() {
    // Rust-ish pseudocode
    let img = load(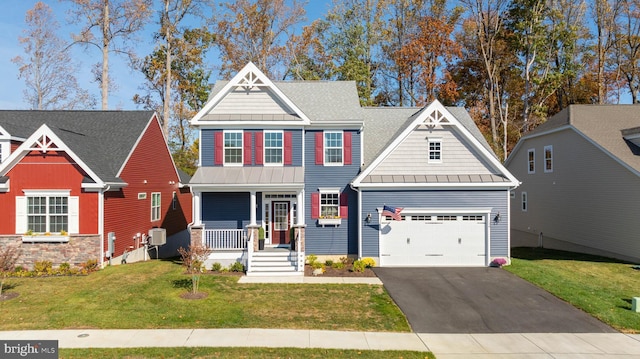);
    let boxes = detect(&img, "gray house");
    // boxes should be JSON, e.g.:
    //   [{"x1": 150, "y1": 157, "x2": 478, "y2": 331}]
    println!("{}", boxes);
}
[{"x1": 506, "y1": 105, "x2": 640, "y2": 263}]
